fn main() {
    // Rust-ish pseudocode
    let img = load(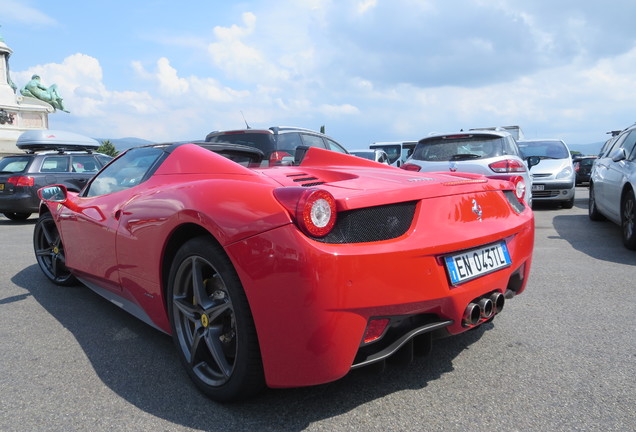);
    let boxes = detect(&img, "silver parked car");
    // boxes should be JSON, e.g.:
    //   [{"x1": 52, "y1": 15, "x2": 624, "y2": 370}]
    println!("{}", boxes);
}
[
  {"x1": 589, "y1": 123, "x2": 636, "y2": 250},
  {"x1": 517, "y1": 139, "x2": 575, "y2": 209},
  {"x1": 402, "y1": 130, "x2": 535, "y2": 205}
]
